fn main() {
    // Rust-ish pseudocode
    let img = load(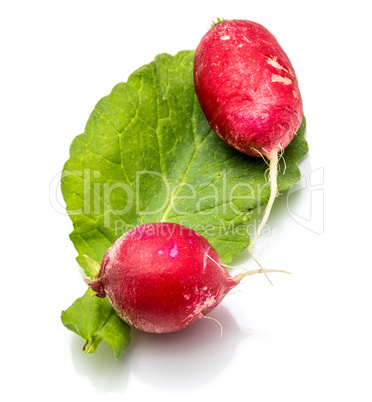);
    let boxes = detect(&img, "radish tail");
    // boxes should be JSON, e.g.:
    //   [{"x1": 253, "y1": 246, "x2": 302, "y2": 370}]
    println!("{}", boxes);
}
[
  {"x1": 234, "y1": 268, "x2": 290, "y2": 284},
  {"x1": 206, "y1": 253, "x2": 290, "y2": 286},
  {"x1": 248, "y1": 152, "x2": 279, "y2": 278}
]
